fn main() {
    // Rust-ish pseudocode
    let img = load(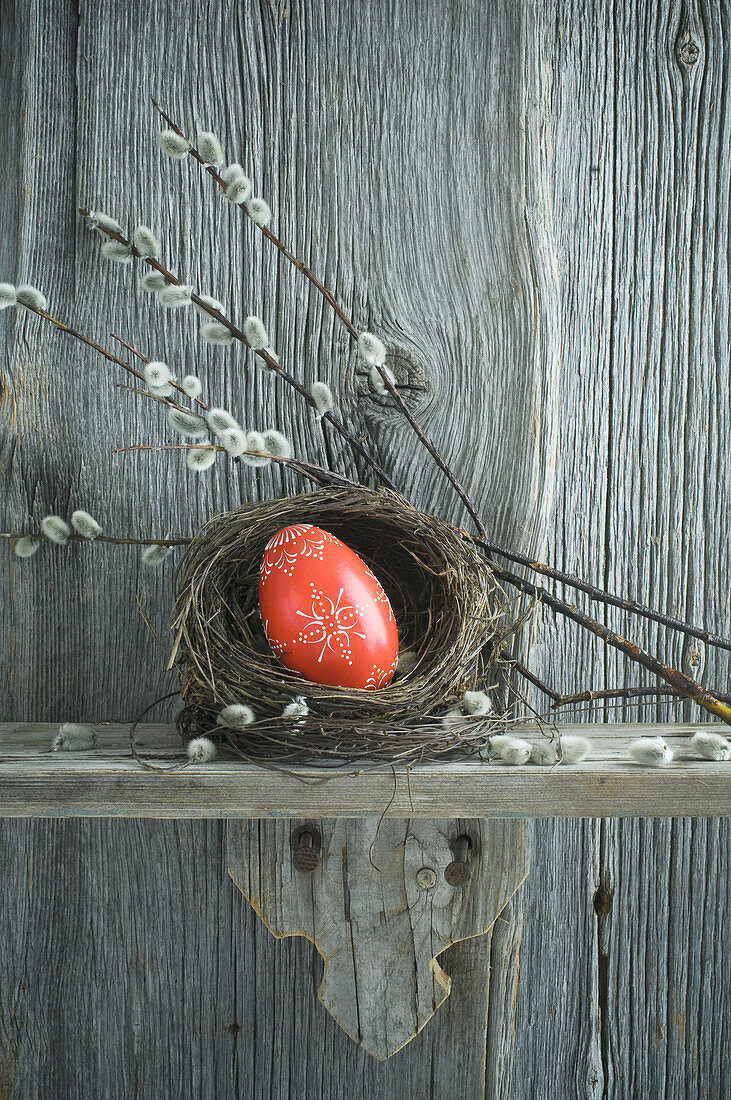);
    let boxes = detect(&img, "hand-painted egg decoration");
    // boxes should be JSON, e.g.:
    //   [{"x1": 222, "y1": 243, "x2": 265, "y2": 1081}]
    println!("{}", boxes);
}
[{"x1": 258, "y1": 524, "x2": 399, "y2": 689}]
